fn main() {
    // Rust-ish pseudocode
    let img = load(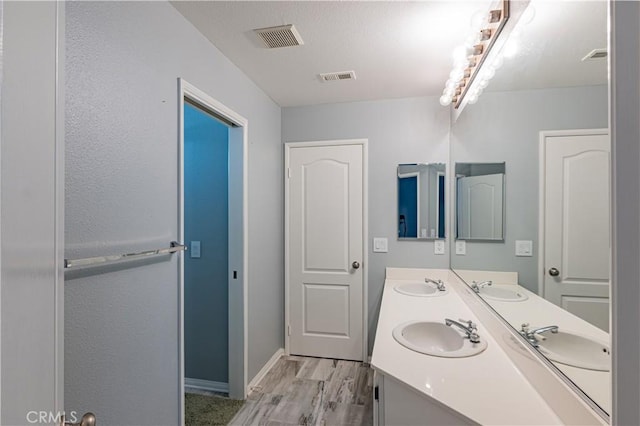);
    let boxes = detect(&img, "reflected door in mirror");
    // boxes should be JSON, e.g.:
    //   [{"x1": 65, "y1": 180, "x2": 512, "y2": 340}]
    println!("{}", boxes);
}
[{"x1": 542, "y1": 130, "x2": 610, "y2": 332}]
